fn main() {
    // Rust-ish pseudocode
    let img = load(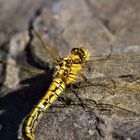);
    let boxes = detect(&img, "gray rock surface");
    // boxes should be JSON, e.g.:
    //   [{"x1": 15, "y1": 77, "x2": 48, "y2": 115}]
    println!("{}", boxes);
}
[{"x1": 0, "y1": 0, "x2": 140, "y2": 140}]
